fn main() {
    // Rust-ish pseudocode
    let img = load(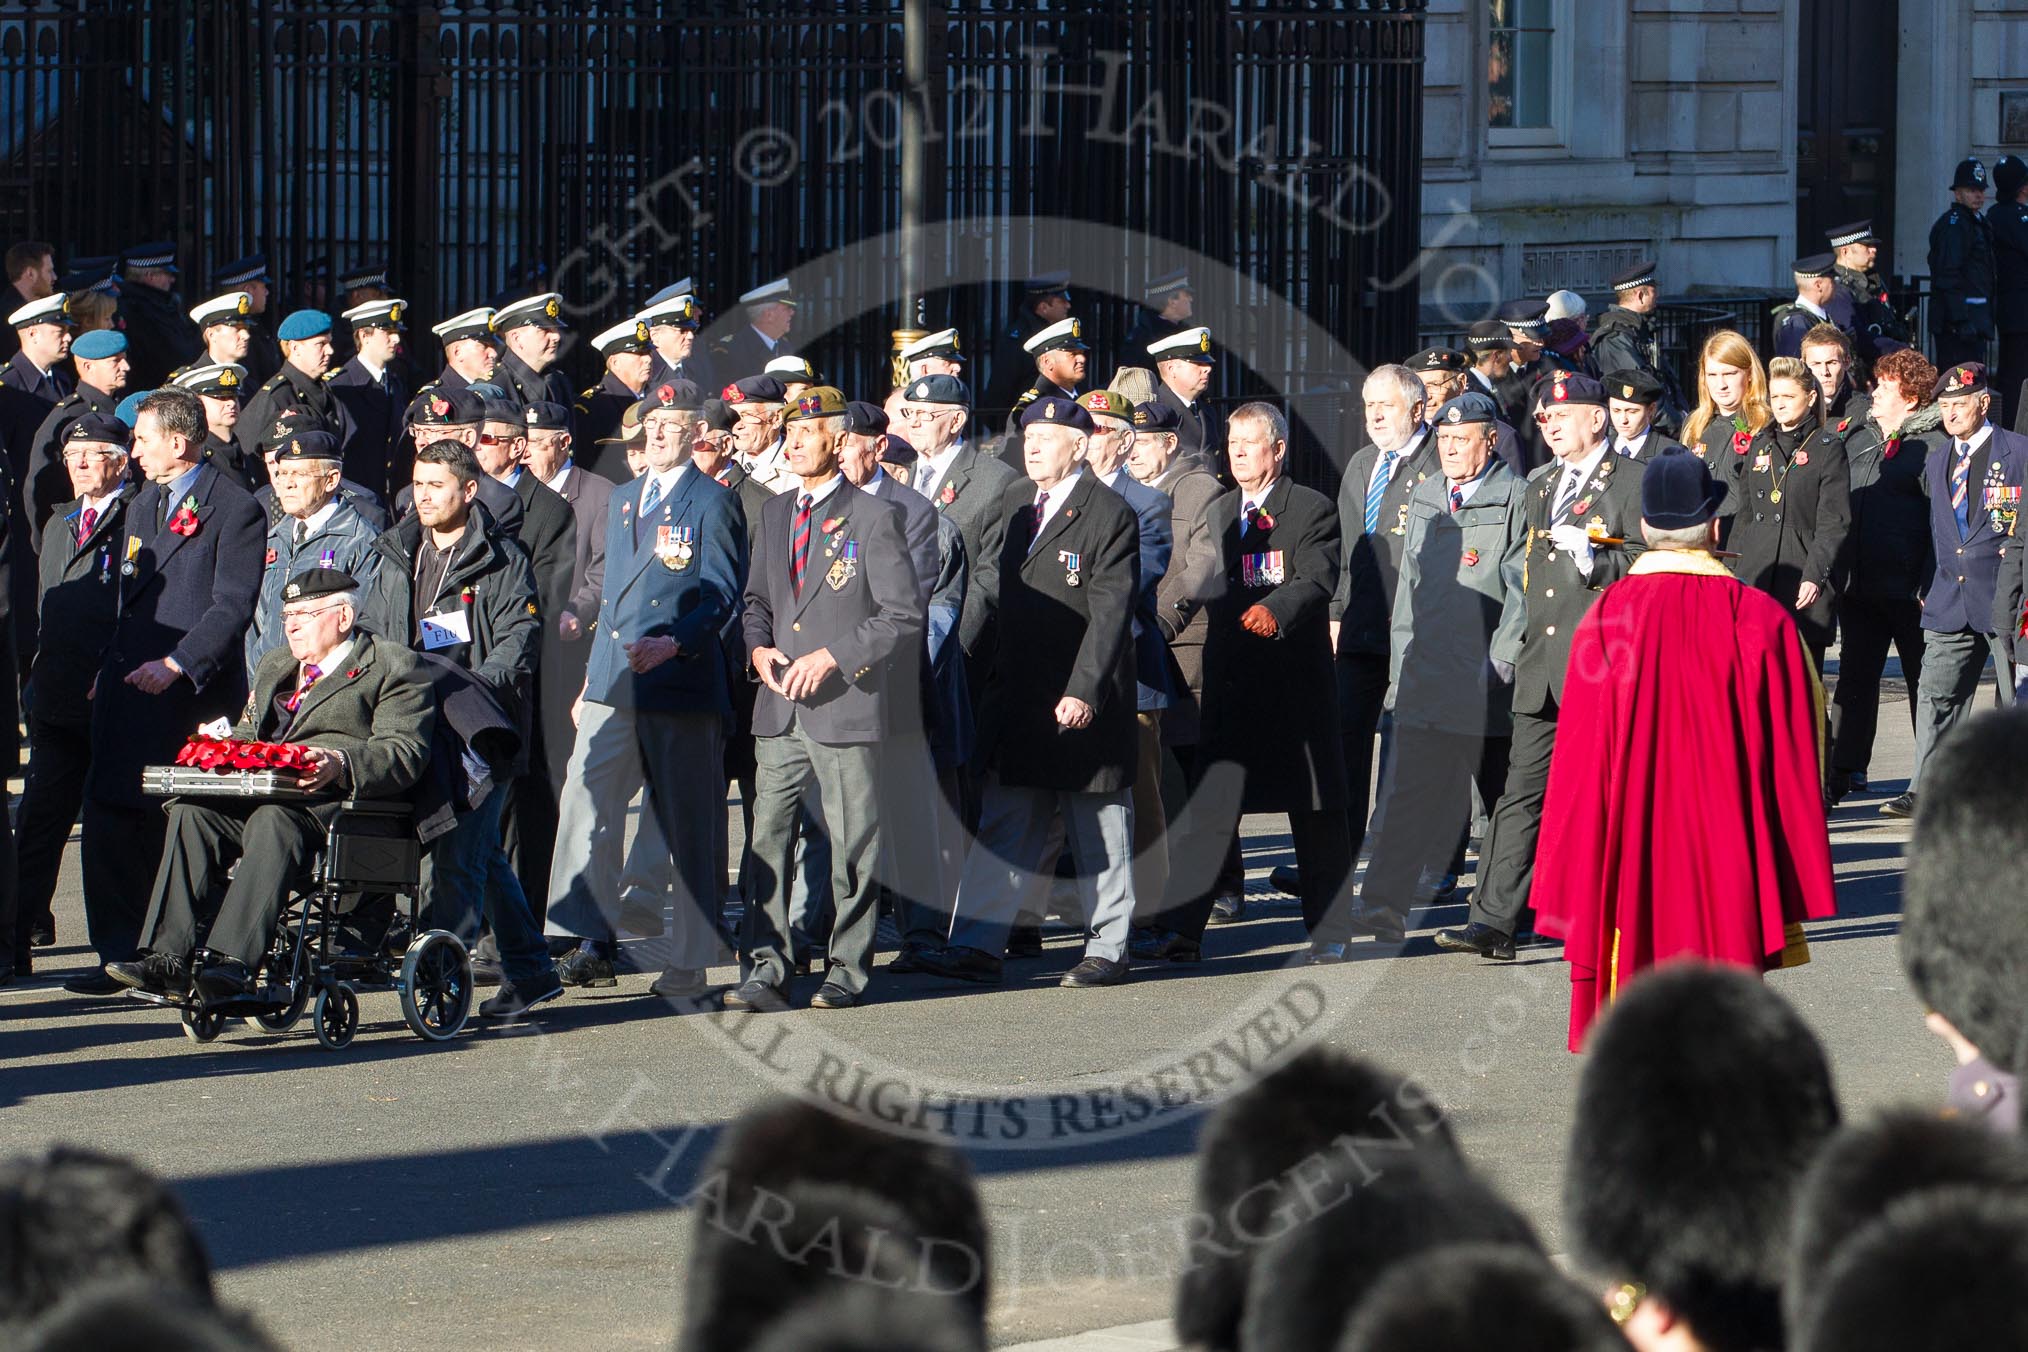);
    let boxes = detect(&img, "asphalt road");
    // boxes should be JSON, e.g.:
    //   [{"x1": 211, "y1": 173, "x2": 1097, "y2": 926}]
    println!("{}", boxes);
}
[{"x1": 0, "y1": 665, "x2": 1965, "y2": 1350}]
